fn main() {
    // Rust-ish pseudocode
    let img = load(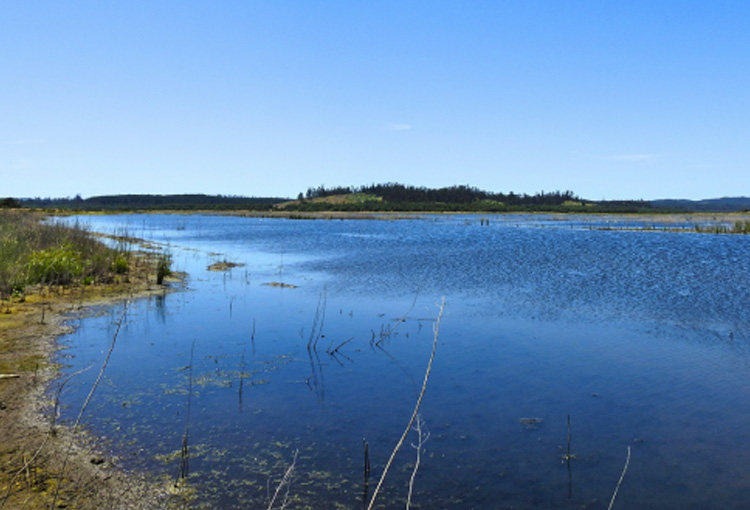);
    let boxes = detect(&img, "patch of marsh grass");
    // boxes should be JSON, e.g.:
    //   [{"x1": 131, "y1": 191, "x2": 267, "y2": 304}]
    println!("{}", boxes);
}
[
  {"x1": 0, "y1": 211, "x2": 132, "y2": 299},
  {"x1": 693, "y1": 219, "x2": 750, "y2": 234}
]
